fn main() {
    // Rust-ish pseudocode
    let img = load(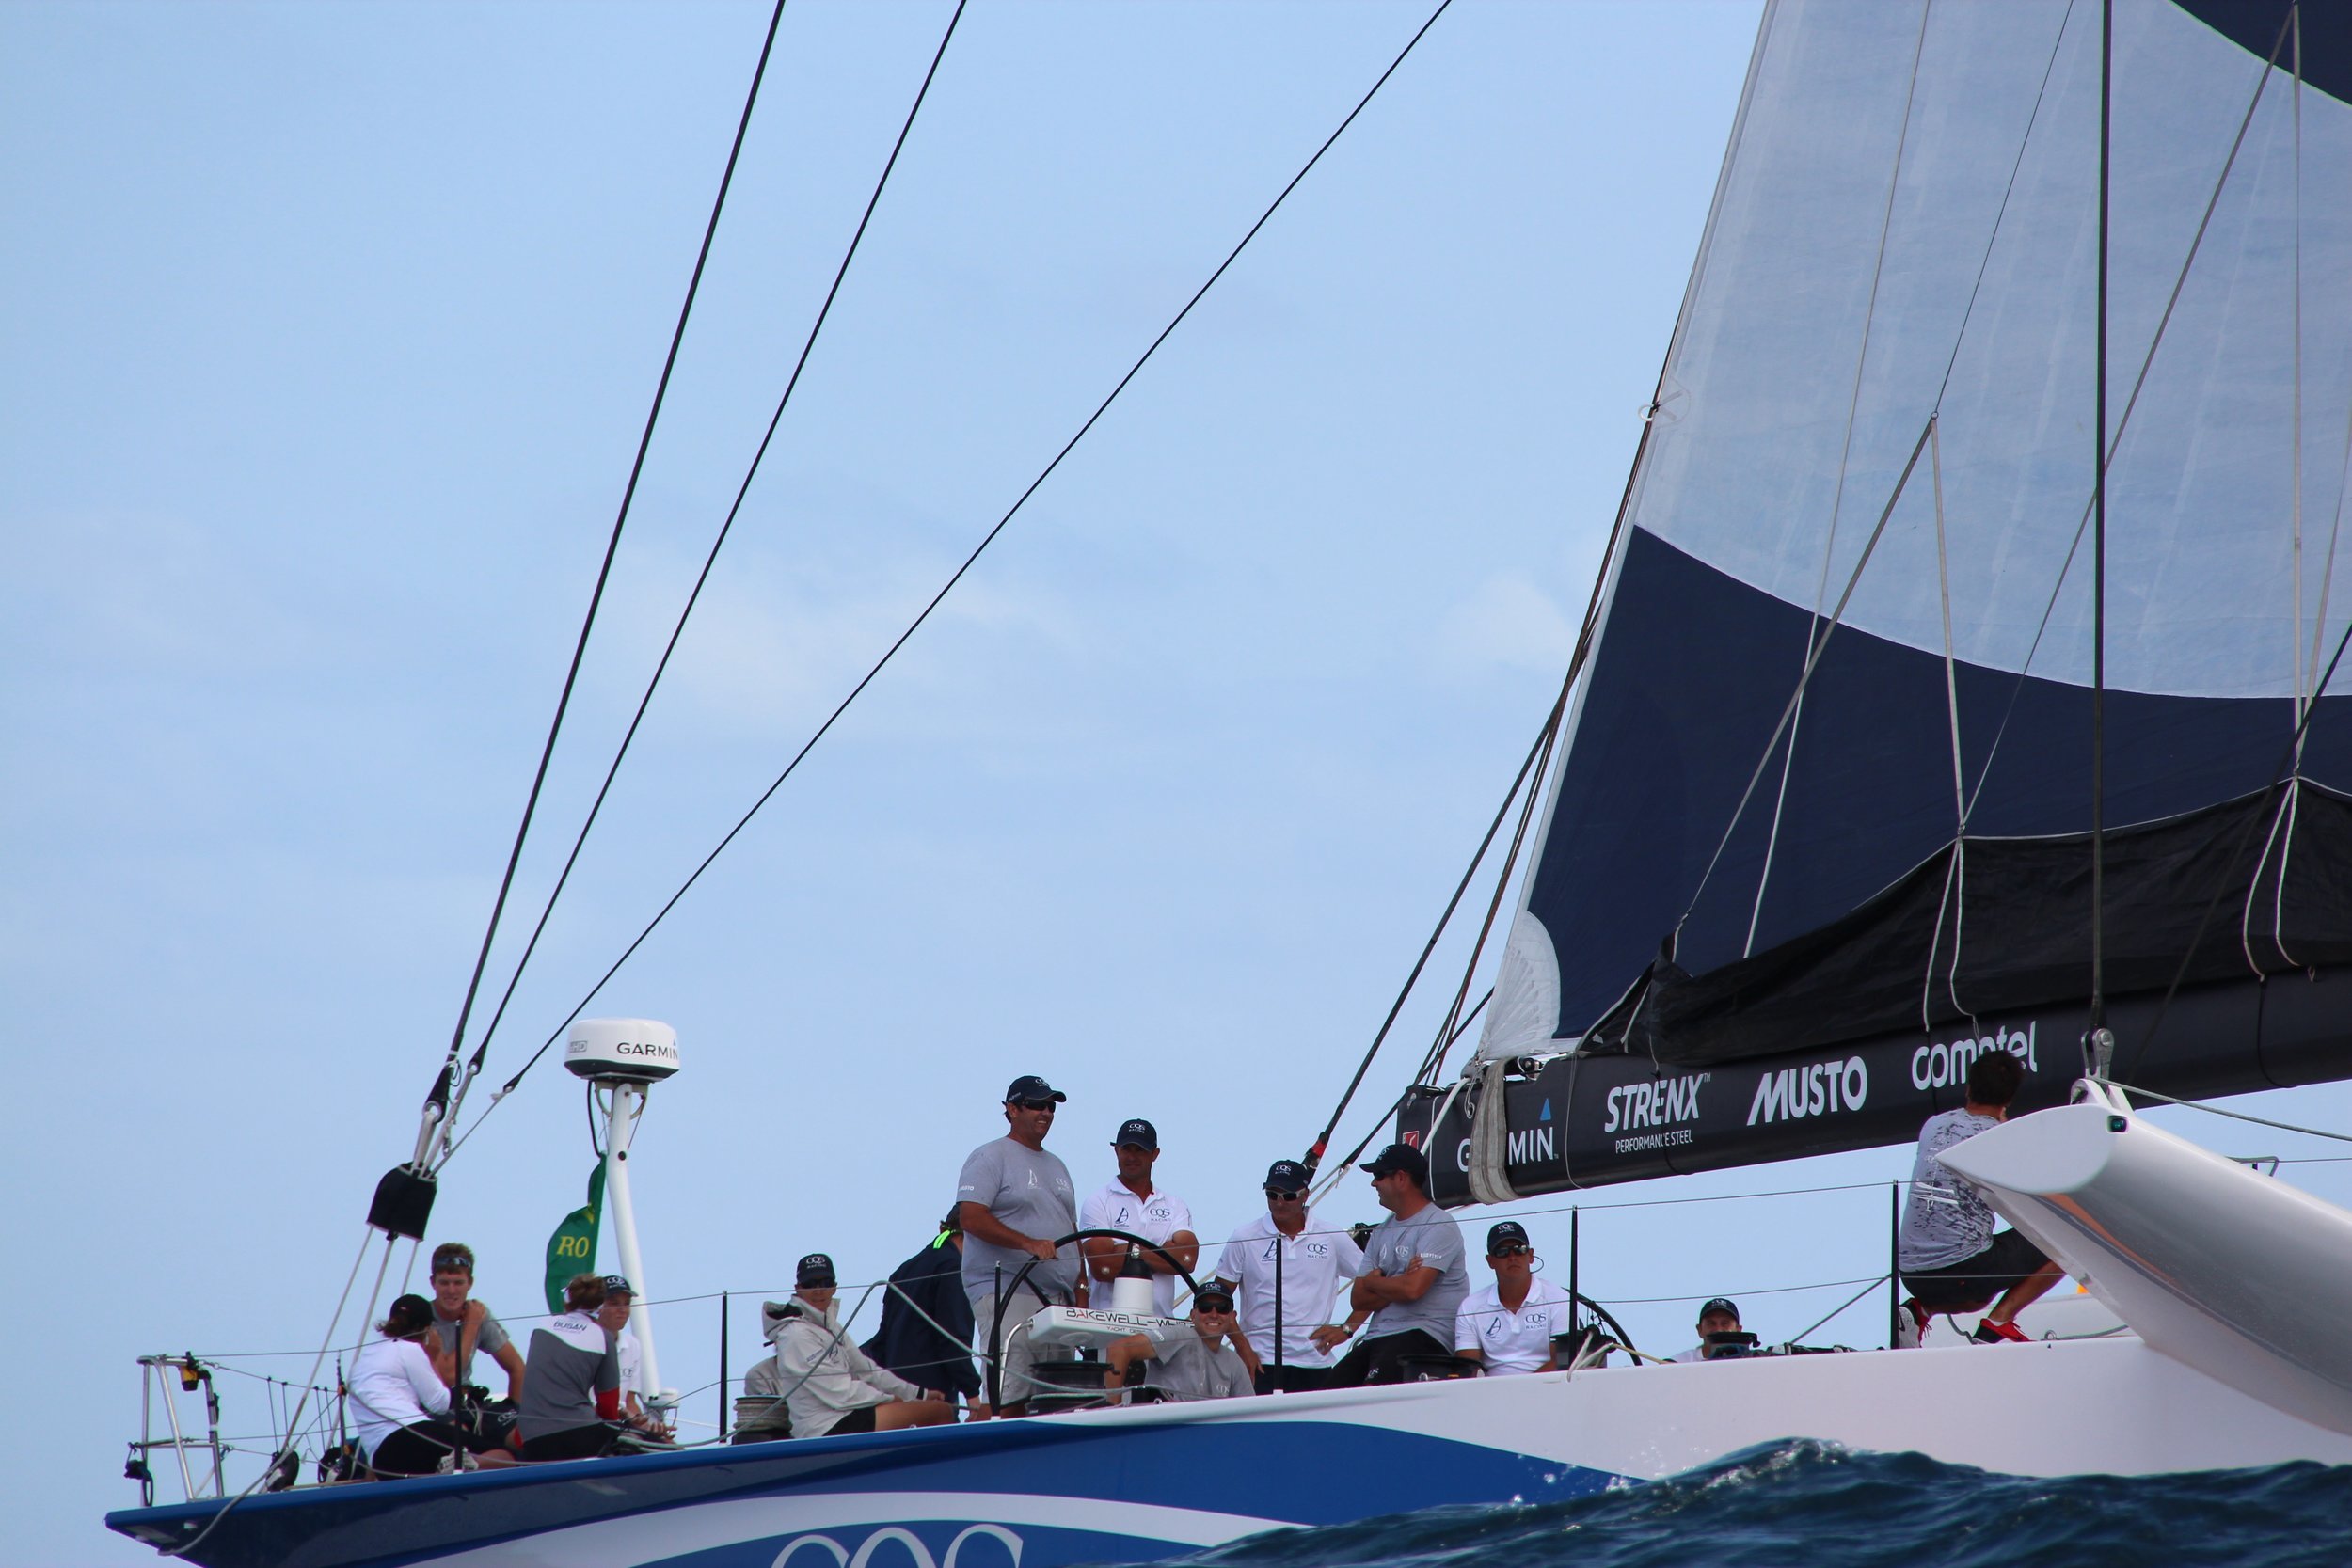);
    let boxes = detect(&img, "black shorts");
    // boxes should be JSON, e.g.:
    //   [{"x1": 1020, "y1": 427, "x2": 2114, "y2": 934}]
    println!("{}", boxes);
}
[
  {"x1": 824, "y1": 1406, "x2": 880, "y2": 1437},
  {"x1": 1253, "y1": 1364, "x2": 1331, "y2": 1396},
  {"x1": 1902, "y1": 1230, "x2": 2051, "y2": 1312},
  {"x1": 370, "y1": 1420, "x2": 473, "y2": 1477},
  {"x1": 520, "y1": 1423, "x2": 621, "y2": 1463},
  {"x1": 1325, "y1": 1329, "x2": 1452, "y2": 1388}
]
